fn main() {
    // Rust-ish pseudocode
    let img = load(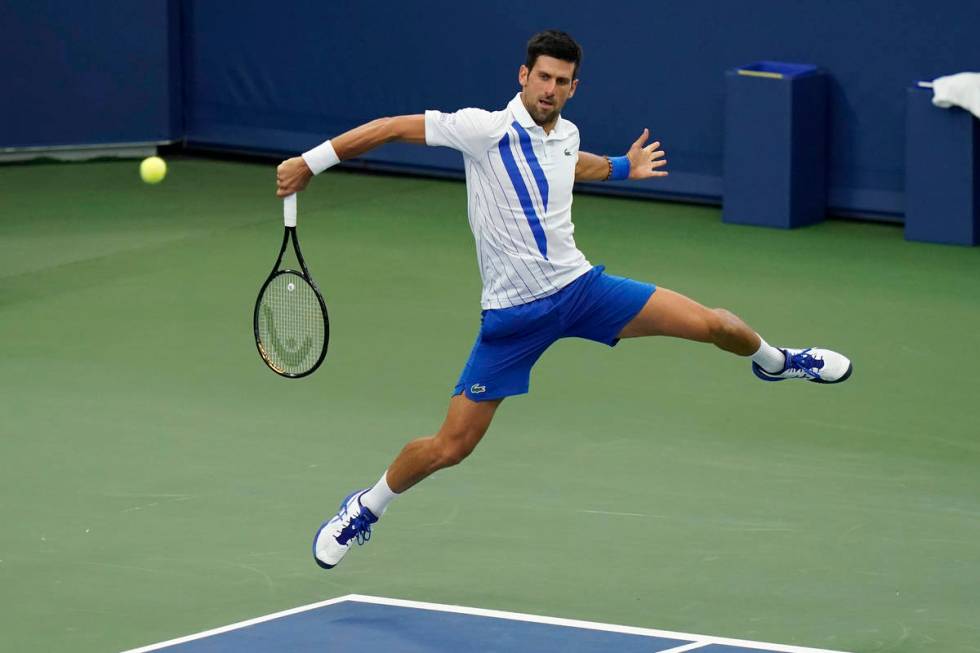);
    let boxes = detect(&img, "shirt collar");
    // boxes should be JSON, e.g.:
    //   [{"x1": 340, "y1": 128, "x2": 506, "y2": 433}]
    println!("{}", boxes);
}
[{"x1": 508, "y1": 92, "x2": 567, "y2": 138}]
